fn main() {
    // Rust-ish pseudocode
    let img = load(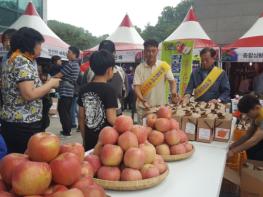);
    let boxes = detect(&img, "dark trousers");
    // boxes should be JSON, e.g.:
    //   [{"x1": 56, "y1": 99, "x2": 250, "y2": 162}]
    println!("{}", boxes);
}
[
  {"x1": 58, "y1": 96, "x2": 73, "y2": 135},
  {"x1": 1, "y1": 120, "x2": 42, "y2": 153}
]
